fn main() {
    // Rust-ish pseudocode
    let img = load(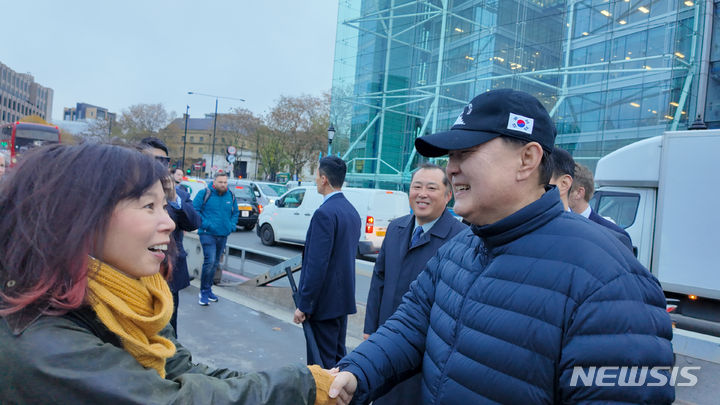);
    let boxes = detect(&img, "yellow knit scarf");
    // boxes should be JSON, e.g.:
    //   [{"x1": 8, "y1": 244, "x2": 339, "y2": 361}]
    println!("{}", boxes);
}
[{"x1": 86, "y1": 257, "x2": 176, "y2": 377}]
